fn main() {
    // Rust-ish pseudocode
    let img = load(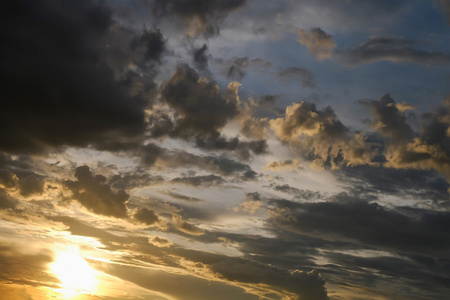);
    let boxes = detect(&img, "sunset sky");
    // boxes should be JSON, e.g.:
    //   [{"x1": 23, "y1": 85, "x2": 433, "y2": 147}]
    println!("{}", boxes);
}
[{"x1": 1, "y1": 1, "x2": 450, "y2": 299}]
